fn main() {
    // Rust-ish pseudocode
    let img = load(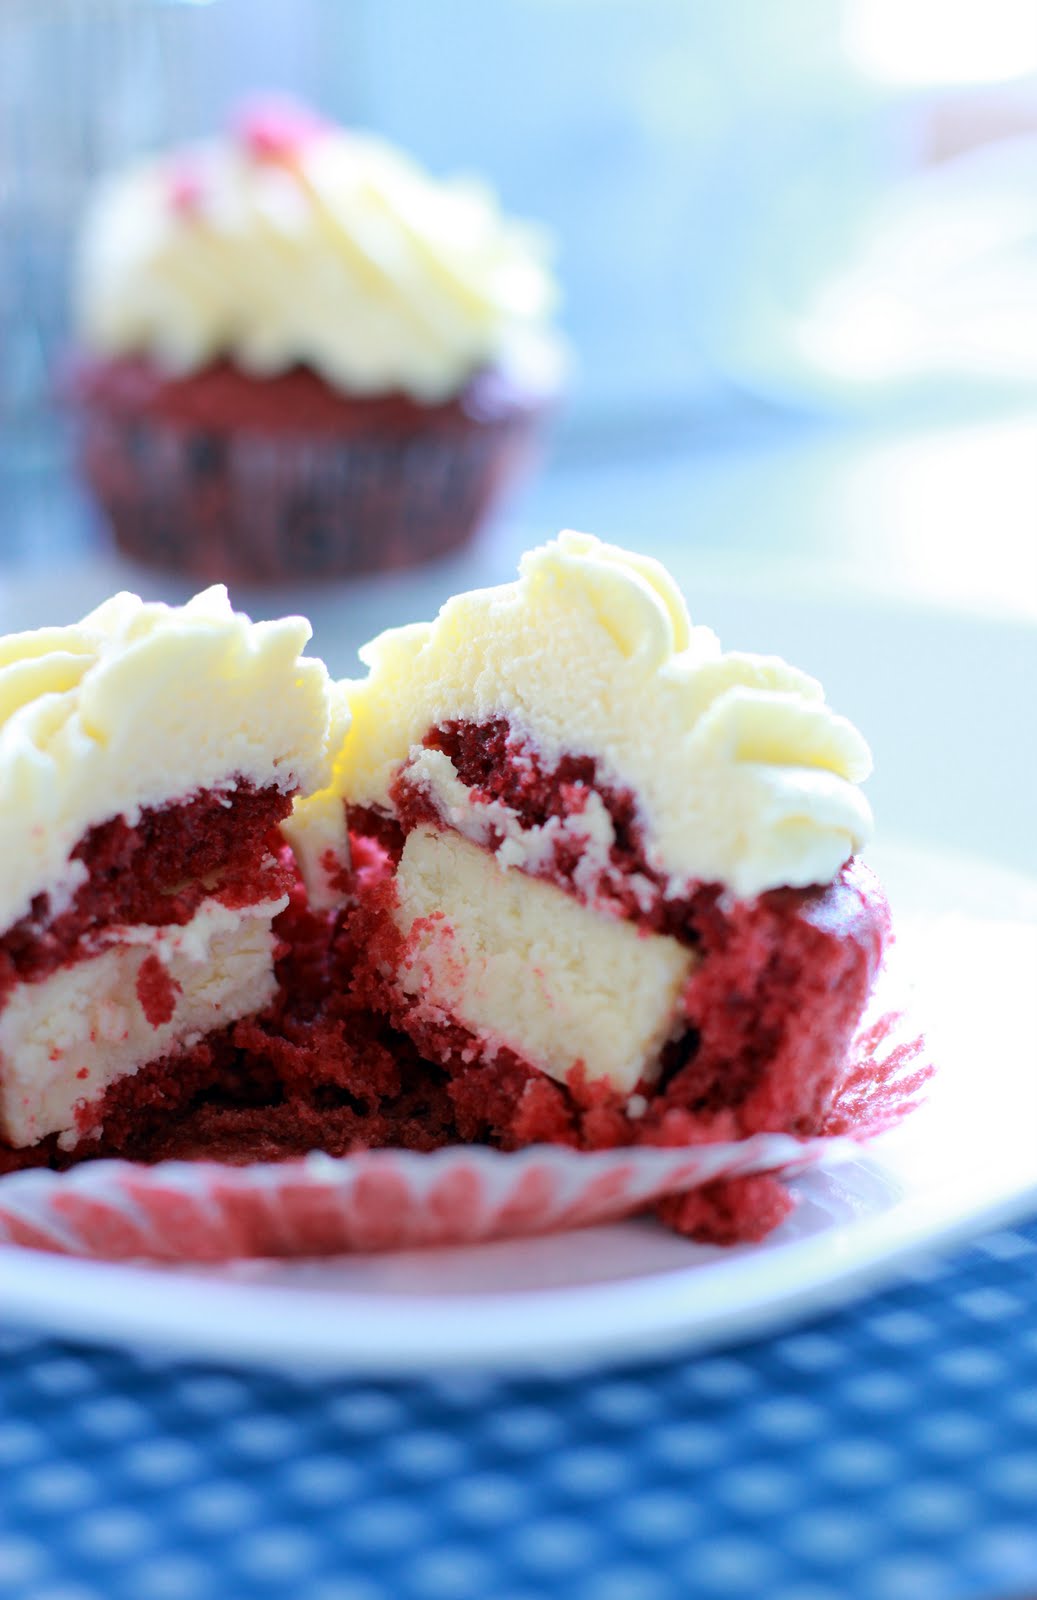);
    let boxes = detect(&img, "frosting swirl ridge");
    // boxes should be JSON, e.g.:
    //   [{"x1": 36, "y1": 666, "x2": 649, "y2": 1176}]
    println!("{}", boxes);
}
[
  {"x1": 338, "y1": 530, "x2": 874, "y2": 898},
  {"x1": 0, "y1": 586, "x2": 348, "y2": 931},
  {"x1": 77, "y1": 104, "x2": 560, "y2": 403}
]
